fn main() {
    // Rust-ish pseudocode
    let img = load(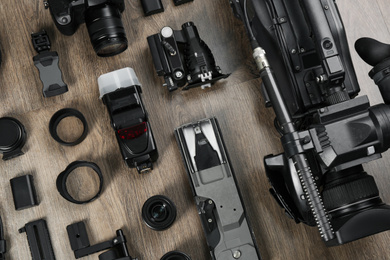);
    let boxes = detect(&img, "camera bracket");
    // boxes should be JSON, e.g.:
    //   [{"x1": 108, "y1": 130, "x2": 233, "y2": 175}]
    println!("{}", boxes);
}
[
  {"x1": 67, "y1": 221, "x2": 137, "y2": 260},
  {"x1": 175, "y1": 118, "x2": 261, "y2": 260},
  {"x1": 31, "y1": 30, "x2": 68, "y2": 97},
  {"x1": 148, "y1": 22, "x2": 229, "y2": 92}
]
